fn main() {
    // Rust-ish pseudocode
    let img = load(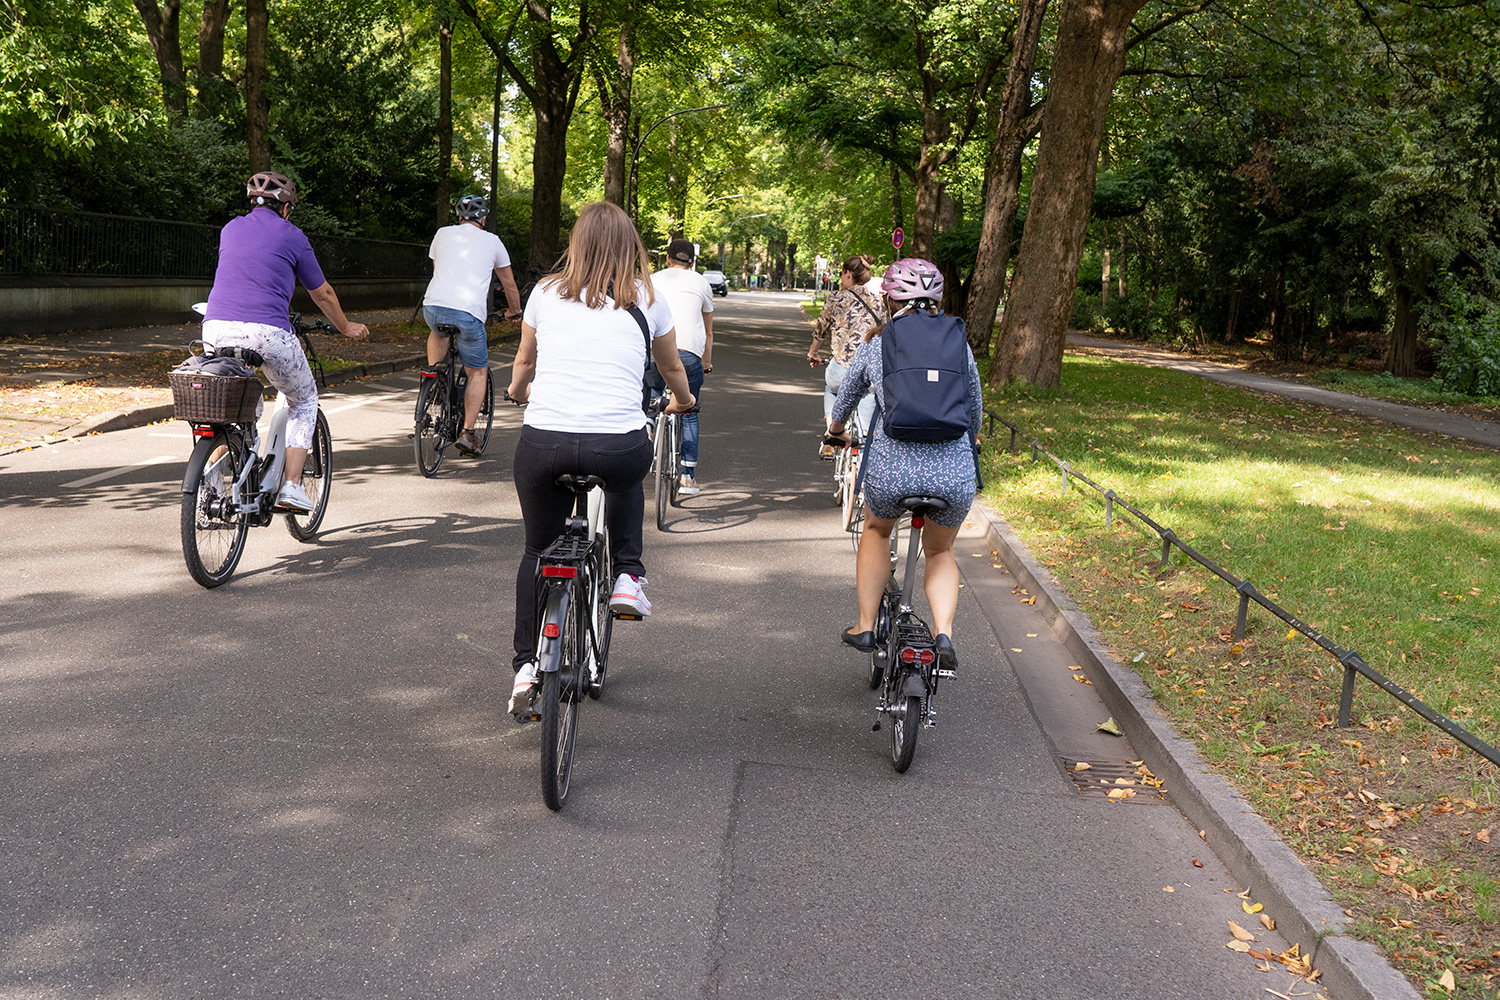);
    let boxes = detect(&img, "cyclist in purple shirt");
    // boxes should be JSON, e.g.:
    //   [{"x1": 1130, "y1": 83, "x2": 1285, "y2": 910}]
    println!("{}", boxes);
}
[{"x1": 202, "y1": 172, "x2": 369, "y2": 511}]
